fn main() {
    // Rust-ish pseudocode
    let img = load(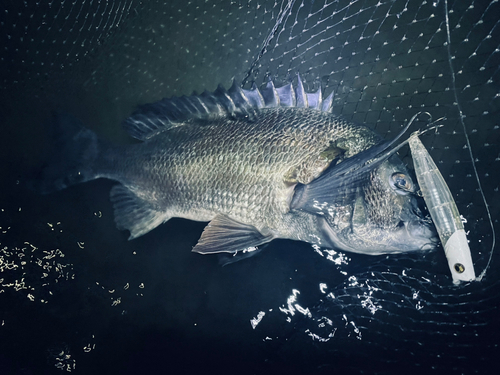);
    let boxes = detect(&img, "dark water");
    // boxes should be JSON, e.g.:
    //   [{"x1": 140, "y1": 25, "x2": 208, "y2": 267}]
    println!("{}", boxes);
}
[{"x1": 1, "y1": 1, "x2": 499, "y2": 374}]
